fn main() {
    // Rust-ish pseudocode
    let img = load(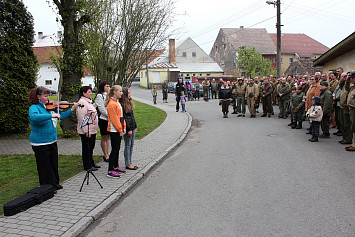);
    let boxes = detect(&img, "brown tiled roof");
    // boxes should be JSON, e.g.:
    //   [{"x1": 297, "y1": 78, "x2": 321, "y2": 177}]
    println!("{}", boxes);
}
[
  {"x1": 33, "y1": 46, "x2": 62, "y2": 63},
  {"x1": 269, "y1": 33, "x2": 329, "y2": 58},
  {"x1": 147, "y1": 49, "x2": 165, "y2": 64},
  {"x1": 222, "y1": 28, "x2": 276, "y2": 55}
]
